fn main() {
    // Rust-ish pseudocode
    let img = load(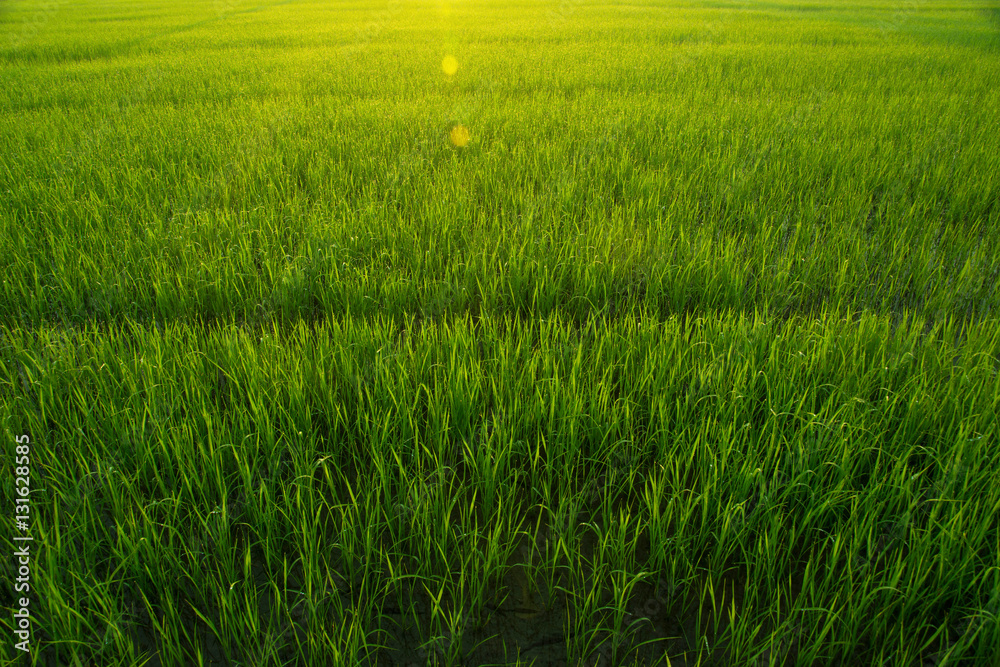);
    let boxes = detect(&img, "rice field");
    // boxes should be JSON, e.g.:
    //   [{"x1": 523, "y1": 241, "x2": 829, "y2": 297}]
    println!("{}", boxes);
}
[{"x1": 1, "y1": 0, "x2": 999, "y2": 665}]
